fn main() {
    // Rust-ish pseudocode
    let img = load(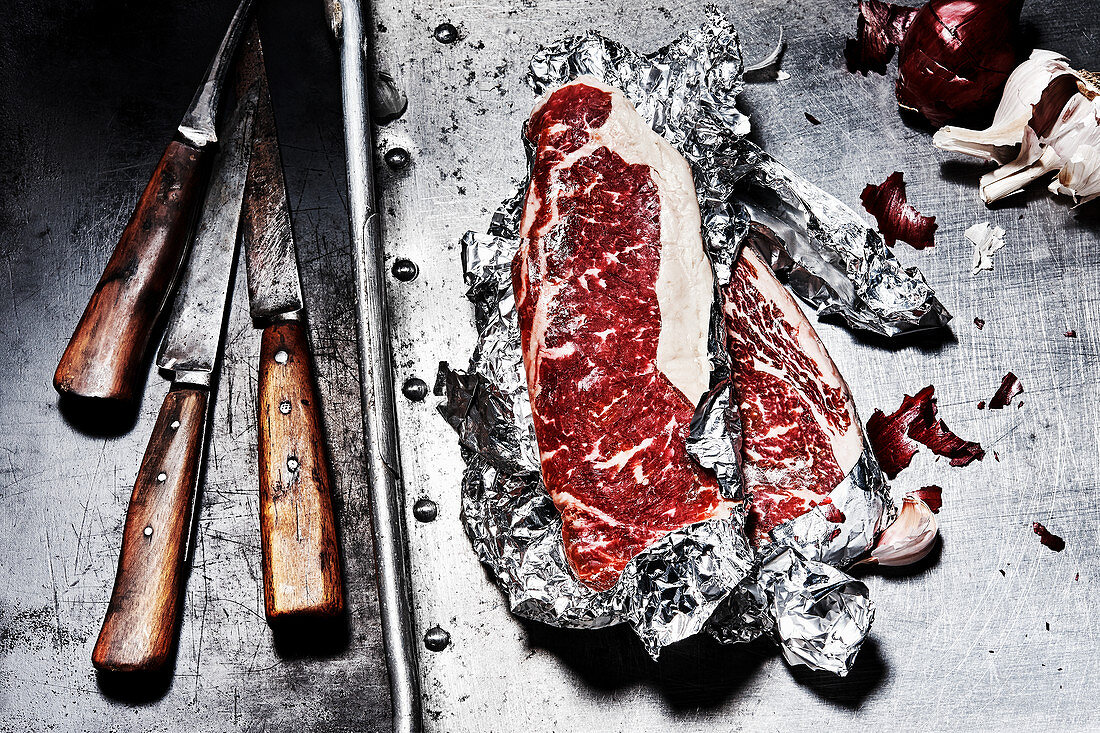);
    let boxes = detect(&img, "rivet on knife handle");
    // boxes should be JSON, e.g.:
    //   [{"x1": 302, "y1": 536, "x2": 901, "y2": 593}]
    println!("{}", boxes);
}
[
  {"x1": 92, "y1": 387, "x2": 207, "y2": 672},
  {"x1": 258, "y1": 319, "x2": 344, "y2": 620},
  {"x1": 54, "y1": 143, "x2": 206, "y2": 402}
]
